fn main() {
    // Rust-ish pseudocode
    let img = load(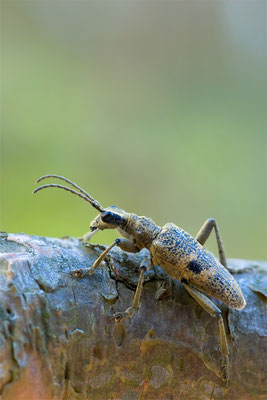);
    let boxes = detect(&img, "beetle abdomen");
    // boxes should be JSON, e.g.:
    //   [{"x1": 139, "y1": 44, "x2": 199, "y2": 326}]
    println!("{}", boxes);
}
[{"x1": 150, "y1": 223, "x2": 246, "y2": 310}]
